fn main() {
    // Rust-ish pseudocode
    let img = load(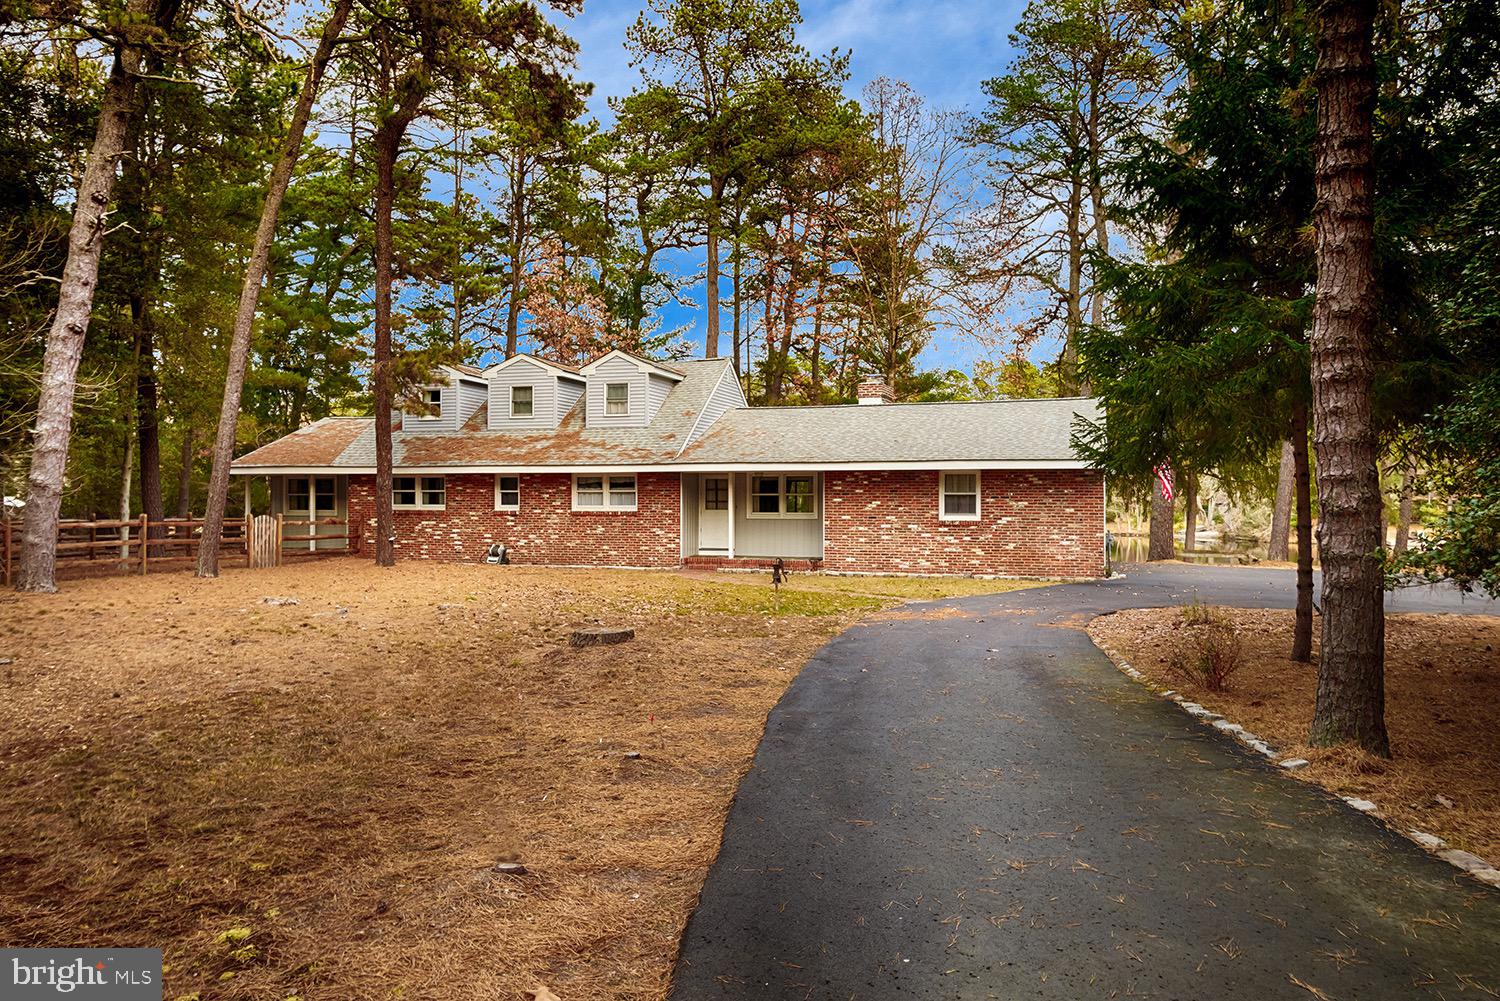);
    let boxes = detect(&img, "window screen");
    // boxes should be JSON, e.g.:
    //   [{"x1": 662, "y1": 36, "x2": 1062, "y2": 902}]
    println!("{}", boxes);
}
[
  {"x1": 942, "y1": 473, "x2": 978, "y2": 517},
  {"x1": 496, "y1": 475, "x2": 520, "y2": 510}
]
